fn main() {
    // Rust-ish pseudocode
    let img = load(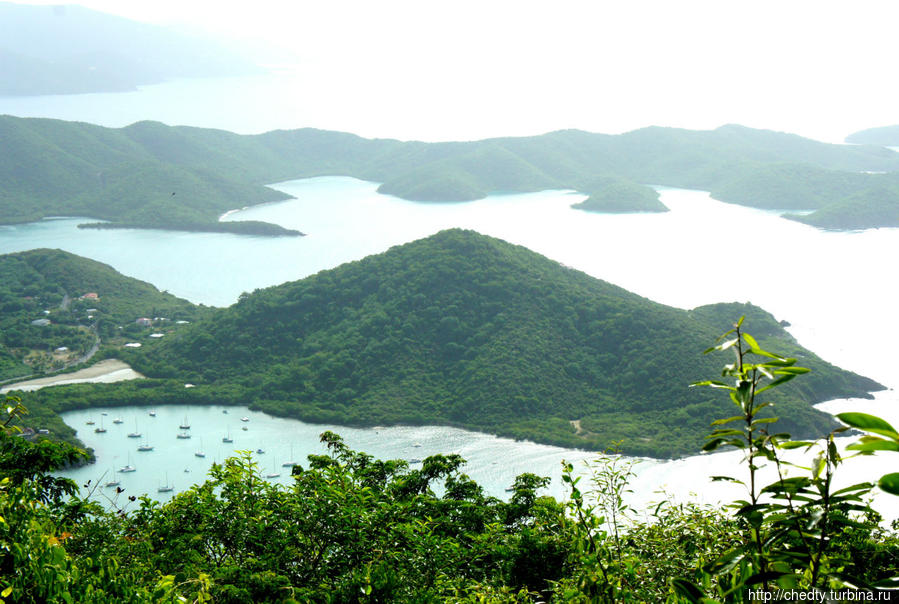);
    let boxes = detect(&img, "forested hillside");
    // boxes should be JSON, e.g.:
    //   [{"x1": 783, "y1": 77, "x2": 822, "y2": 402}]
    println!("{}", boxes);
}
[
  {"x1": 0, "y1": 249, "x2": 202, "y2": 381},
  {"x1": 107, "y1": 229, "x2": 879, "y2": 457},
  {"x1": 4, "y1": 116, "x2": 899, "y2": 234}
]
